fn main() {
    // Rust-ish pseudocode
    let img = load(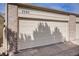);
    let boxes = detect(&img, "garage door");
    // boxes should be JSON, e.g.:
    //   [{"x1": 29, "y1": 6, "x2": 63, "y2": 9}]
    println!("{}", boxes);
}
[
  {"x1": 18, "y1": 19, "x2": 68, "y2": 50},
  {"x1": 76, "y1": 23, "x2": 79, "y2": 40}
]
